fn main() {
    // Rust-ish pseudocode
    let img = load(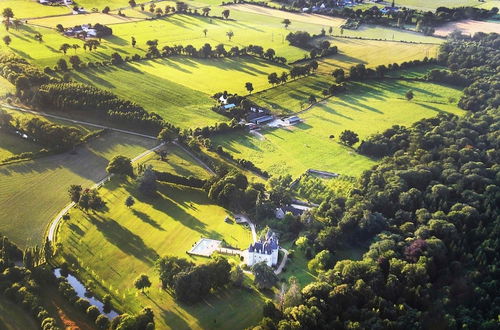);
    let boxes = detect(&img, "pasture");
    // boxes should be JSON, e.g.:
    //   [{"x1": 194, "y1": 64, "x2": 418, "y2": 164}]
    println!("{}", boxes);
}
[
  {"x1": 214, "y1": 79, "x2": 466, "y2": 177},
  {"x1": 0, "y1": 121, "x2": 156, "y2": 248},
  {"x1": 57, "y1": 178, "x2": 260, "y2": 329},
  {"x1": 68, "y1": 56, "x2": 286, "y2": 128},
  {"x1": 314, "y1": 38, "x2": 439, "y2": 74}
]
